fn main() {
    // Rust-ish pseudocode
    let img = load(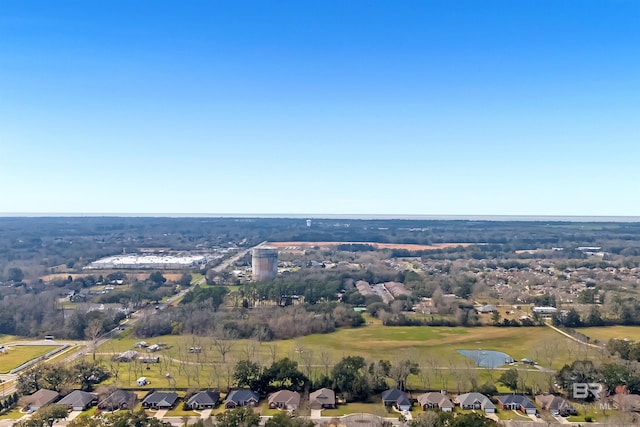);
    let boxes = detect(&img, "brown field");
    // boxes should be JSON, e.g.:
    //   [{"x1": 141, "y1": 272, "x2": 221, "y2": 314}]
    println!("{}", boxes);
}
[
  {"x1": 39, "y1": 272, "x2": 185, "y2": 282},
  {"x1": 266, "y1": 241, "x2": 473, "y2": 251}
]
